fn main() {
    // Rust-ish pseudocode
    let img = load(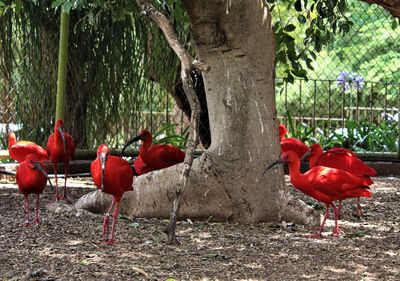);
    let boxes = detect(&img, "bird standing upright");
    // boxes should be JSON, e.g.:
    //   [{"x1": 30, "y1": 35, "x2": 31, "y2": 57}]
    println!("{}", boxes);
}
[
  {"x1": 278, "y1": 124, "x2": 309, "y2": 159},
  {"x1": 91, "y1": 144, "x2": 134, "y2": 245},
  {"x1": 260, "y1": 151, "x2": 372, "y2": 237},
  {"x1": 121, "y1": 129, "x2": 185, "y2": 175},
  {"x1": 8, "y1": 132, "x2": 49, "y2": 163},
  {"x1": 303, "y1": 143, "x2": 376, "y2": 216},
  {"x1": 46, "y1": 119, "x2": 75, "y2": 201},
  {"x1": 16, "y1": 154, "x2": 52, "y2": 226},
  {"x1": 278, "y1": 124, "x2": 287, "y2": 141}
]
